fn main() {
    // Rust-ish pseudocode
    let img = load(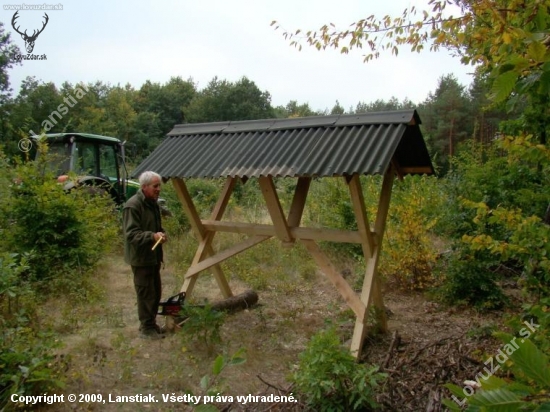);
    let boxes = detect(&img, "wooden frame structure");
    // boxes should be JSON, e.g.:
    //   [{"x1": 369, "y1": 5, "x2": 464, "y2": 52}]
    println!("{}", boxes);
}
[
  {"x1": 171, "y1": 166, "x2": 396, "y2": 358},
  {"x1": 131, "y1": 110, "x2": 435, "y2": 357}
]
